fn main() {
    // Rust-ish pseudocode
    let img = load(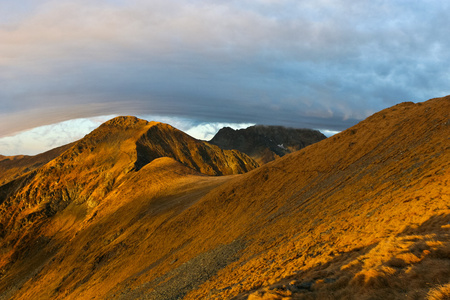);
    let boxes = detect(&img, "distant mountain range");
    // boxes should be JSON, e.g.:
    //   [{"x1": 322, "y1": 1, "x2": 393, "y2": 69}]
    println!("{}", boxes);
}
[
  {"x1": 0, "y1": 96, "x2": 449, "y2": 300},
  {"x1": 209, "y1": 125, "x2": 326, "y2": 164}
]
